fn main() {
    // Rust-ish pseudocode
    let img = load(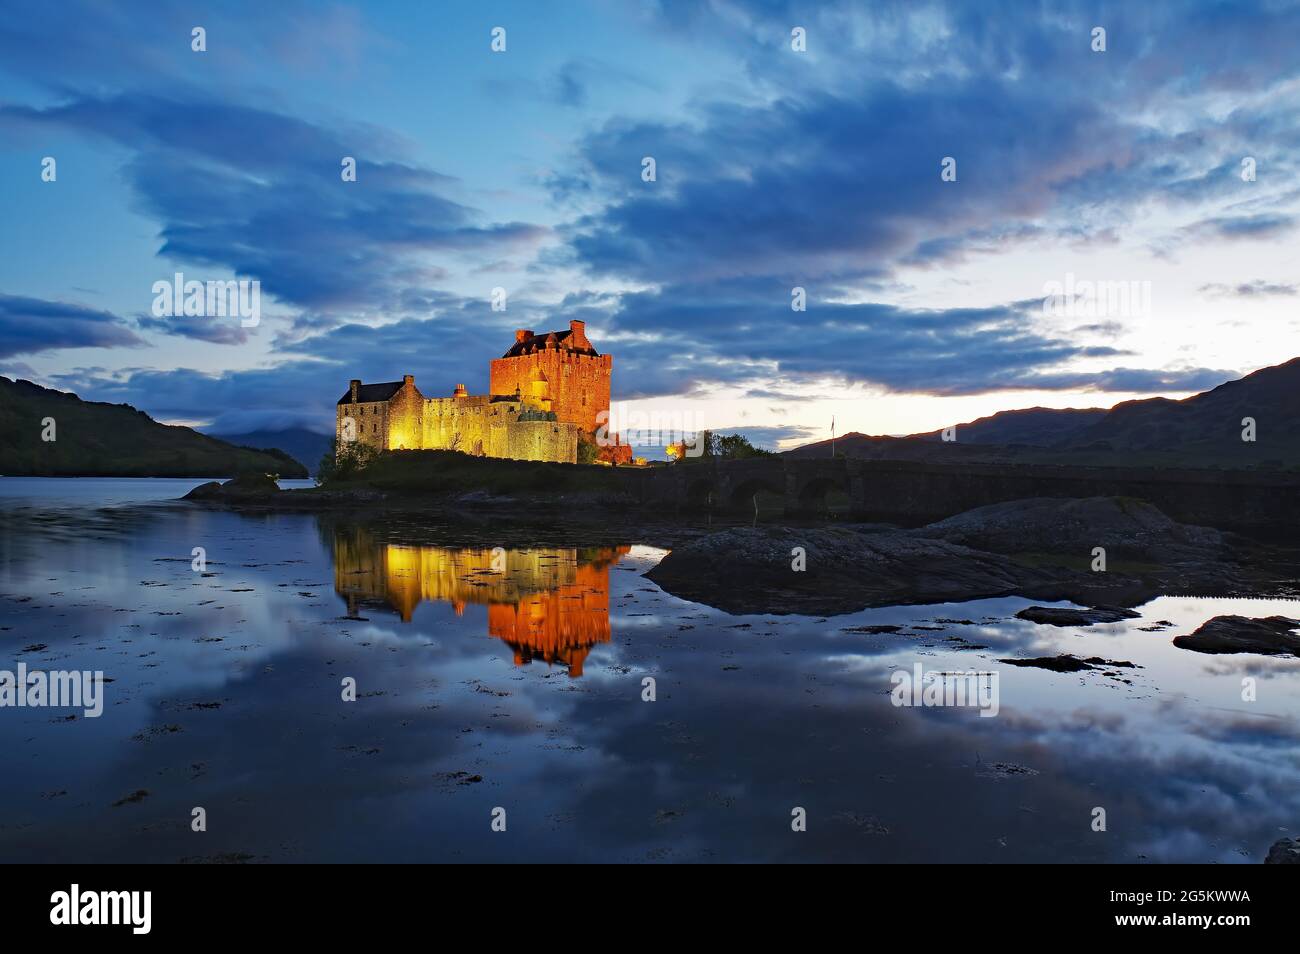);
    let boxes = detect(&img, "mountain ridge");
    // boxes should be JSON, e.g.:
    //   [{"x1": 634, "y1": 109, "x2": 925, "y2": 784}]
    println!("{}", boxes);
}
[
  {"x1": 0, "y1": 376, "x2": 308, "y2": 478},
  {"x1": 783, "y1": 357, "x2": 1300, "y2": 470}
]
